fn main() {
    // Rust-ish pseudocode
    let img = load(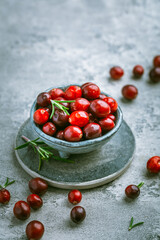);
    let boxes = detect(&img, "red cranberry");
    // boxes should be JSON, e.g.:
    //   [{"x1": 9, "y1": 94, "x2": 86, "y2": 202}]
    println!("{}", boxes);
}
[
  {"x1": 89, "y1": 99, "x2": 111, "y2": 118},
  {"x1": 104, "y1": 97, "x2": 118, "y2": 113},
  {"x1": 153, "y1": 55, "x2": 160, "y2": 67},
  {"x1": 99, "y1": 94, "x2": 108, "y2": 101},
  {"x1": 56, "y1": 130, "x2": 64, "y2": 140},
  {"x1": 147, "y1": 156, "x2": 160, "y2": 173},
  {"x1": 69, "y1": 111, "x2": 89, "y2": 128},
  {"x1": 82, "y1": 83, "x2": 100, "y2": 100},
  {"x1": 133, "y1": 65, "x2": 144, "y2": 78},
  {"x1": 64, "y1": 86, "x2": 82, "y2": 100},
  {"x1": 29, "y1": 178, "x2": 48, "y2": 196},
  {"x1": 99, "y1": 117, "x2": 115, "y2": 132},
  {"x1": 49, "y1": 88, "x2": 64, "y2": 99},
  {"x1": 70, "y1": 98, "x2": 90, "y2": 112},
  {"x1": 68, "y1": 189, "x2": 82, "y2": 205},
  {"x1": 110, "y1": 66, "x2": 124, "y2": 80},
  {"x1": 52, "y1": 109, "x2": 69, "y2": 128},
  {"x1": 70, "y1": 206, "x2": 86, "y2": 224},
  {"x1": 83, "y1": 123, "x2": 102, "y2": 139},
  {"x1": 64, "y1": 126, "x2": 83, "y2": 142},
  {"x1": 122, "y1": 85, "x2": 138, "y2": 100},
  {"x1": 0, "y1": 189, "x2": 10, "y2": 204},
  {"x1": 33, "y1": 109, "x2": 49, "y2": 125},
  {"x1": 108, "y1": 114, "x2": 116, "y2": 122},
  {"x1": 37, "y1": 92, "x2": 51, "y2": 107},
  {"x1": 125, "y1": 185, "x2": 140, "y2": 199},
  {"x1": 81, "y1": 82, "x2": 93, "y2": 90},
  {"x1": 26, "y1": 220, "x2": 44, "y2": 240},
  {"x1": 149, "y1": 67, "x2": 160, "y2": 82},
  {"x1": 13, "y1": 201, "x2": 30, "y2": 220},
  {"x1": 54, "y1": 97, "x2": 70, "y2": 108},
  {"x1": 27, "y1": 194, "x2": 43, "y2": 210},
  {"x1": 42, "y1": 122, "x2": 56, "y2": 136}
]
